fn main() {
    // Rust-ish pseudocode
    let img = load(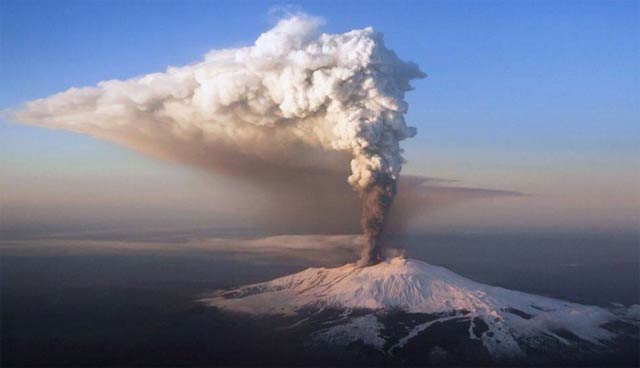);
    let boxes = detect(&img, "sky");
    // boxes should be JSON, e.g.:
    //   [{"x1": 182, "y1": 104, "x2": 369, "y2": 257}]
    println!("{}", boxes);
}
[{"x1": 1, "y1": 0, "x2": 639, "y2": 236}]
